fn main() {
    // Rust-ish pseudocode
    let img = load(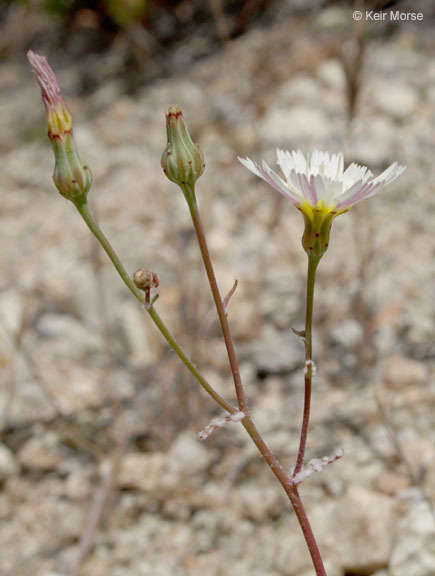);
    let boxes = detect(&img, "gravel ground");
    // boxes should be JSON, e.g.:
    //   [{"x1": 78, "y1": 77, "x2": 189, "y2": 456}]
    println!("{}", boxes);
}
[{"x1": 0, "y1": 4, "x2": 435, "y2": 576}]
